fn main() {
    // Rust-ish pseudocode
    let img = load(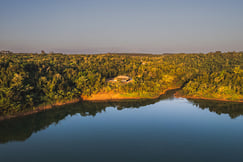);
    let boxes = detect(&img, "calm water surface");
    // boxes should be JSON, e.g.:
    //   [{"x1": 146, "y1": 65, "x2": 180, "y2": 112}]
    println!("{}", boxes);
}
[{"x1": 0, "y1": 91, "x2": 243, "y2": 162}]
